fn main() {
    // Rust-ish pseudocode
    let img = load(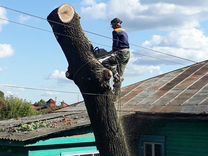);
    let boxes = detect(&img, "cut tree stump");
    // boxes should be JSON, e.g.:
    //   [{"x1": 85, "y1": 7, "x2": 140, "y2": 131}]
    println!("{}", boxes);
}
[{"x1": 47, "y1": 4, "x2": 130, "y2": 156}]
